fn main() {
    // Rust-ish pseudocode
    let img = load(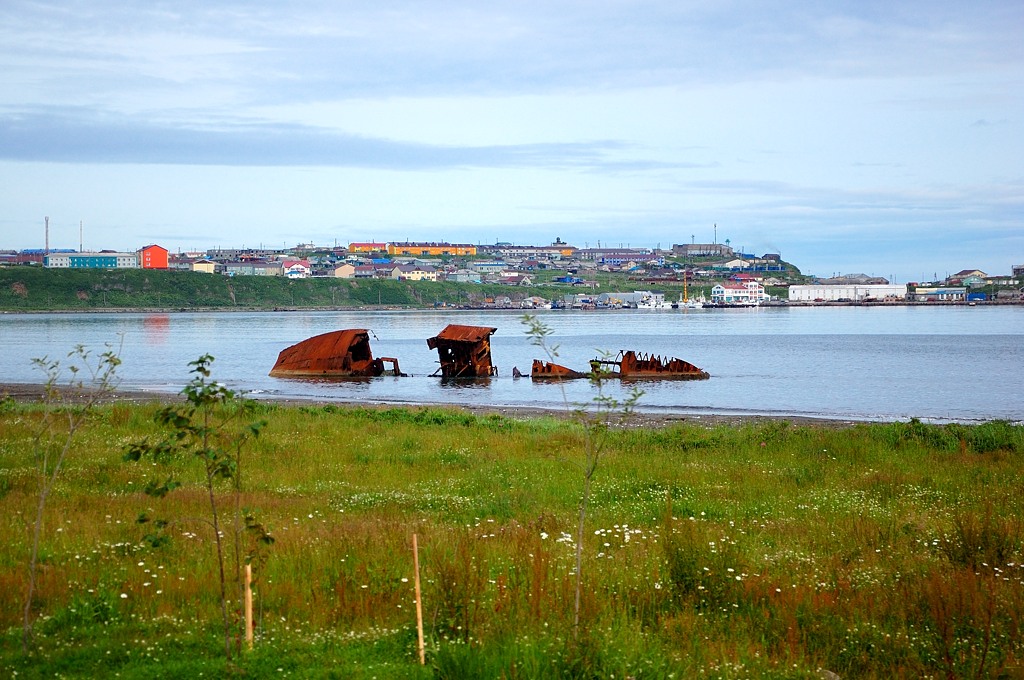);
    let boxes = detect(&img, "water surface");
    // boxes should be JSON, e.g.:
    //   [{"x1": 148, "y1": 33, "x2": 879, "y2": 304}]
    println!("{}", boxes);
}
[{"x1": 2, "y1": 305, "x2": 1021, "y2": 423}]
